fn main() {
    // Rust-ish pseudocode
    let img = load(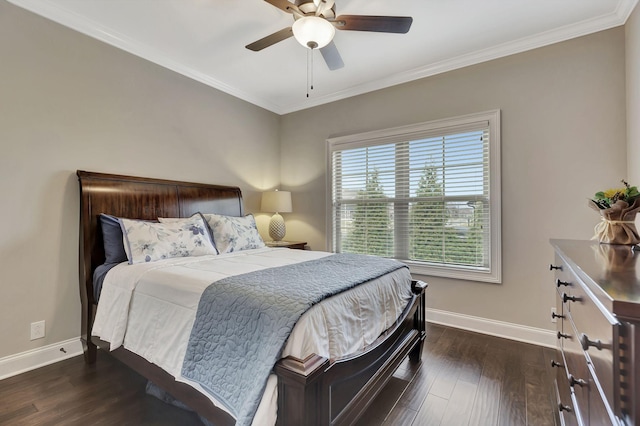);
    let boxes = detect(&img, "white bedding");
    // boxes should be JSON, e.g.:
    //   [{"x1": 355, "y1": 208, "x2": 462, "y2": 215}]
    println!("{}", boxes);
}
[{"x1": 92, "y1": 247, "x2": 413, "y2": 425}]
